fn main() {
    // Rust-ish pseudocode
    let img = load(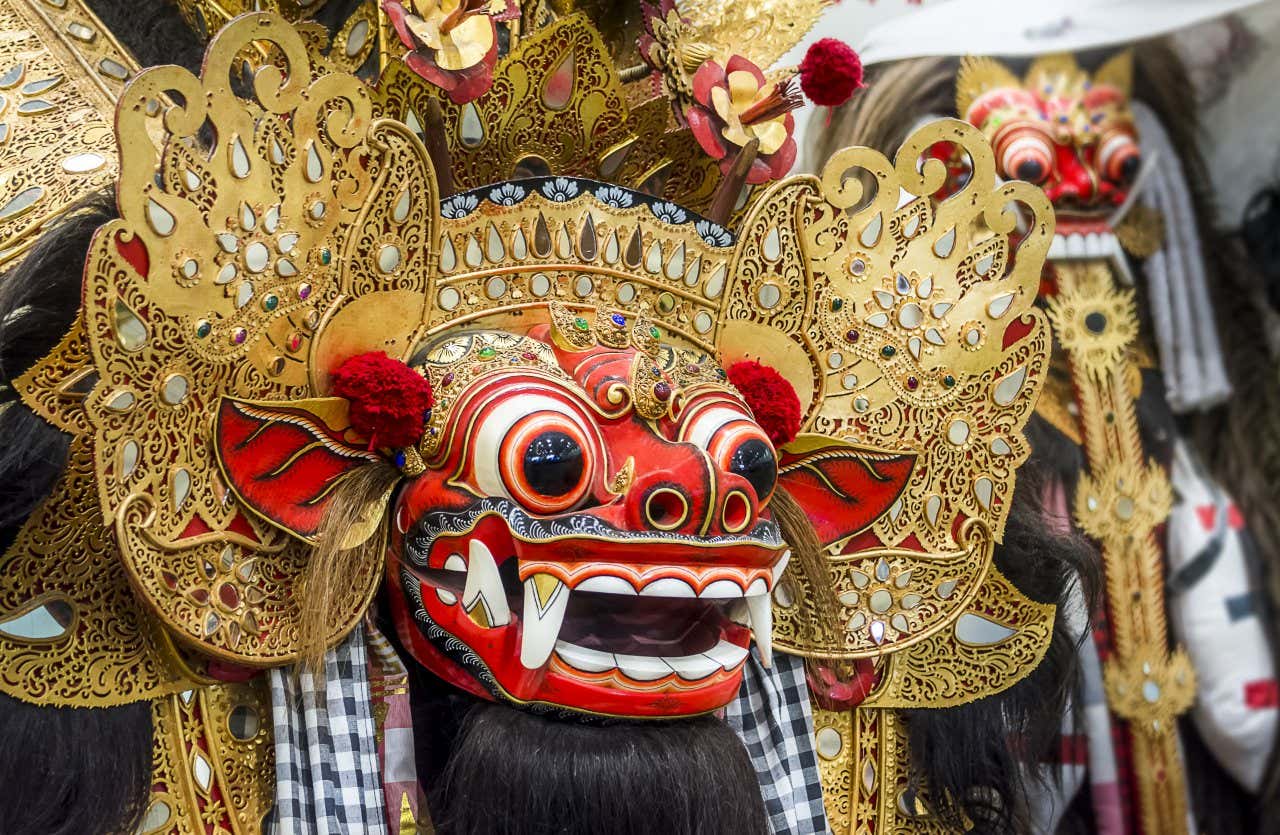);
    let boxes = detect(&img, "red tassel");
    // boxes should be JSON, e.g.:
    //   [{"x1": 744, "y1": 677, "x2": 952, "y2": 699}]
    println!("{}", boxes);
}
[
  {"x1": 727, "y1": 360, "x2": 802, "y2": 447},
  {"x1": 331, "y1": 352, "x2": 434, "y2": 449},
  {"x1": 799, "y1": 38, "x2": 864, "y2": 108}
]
